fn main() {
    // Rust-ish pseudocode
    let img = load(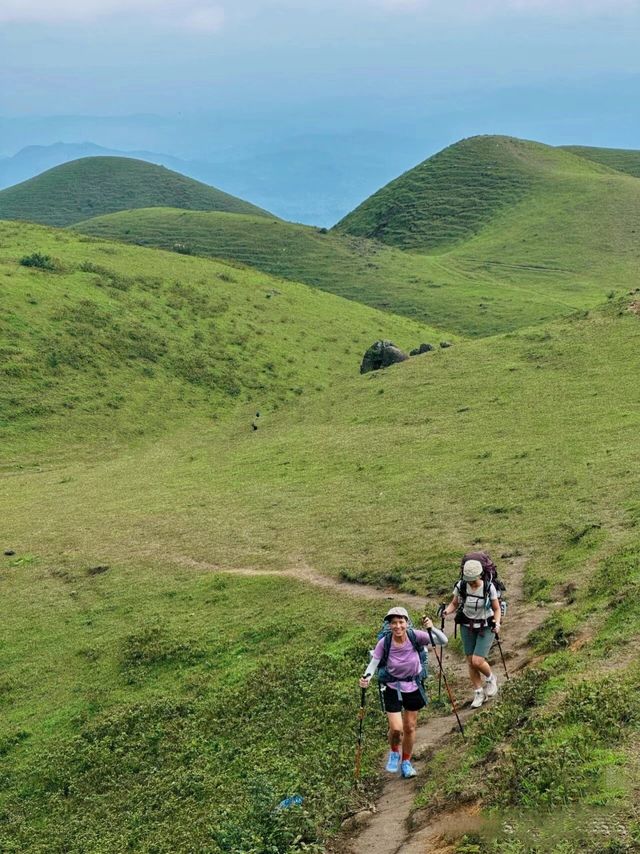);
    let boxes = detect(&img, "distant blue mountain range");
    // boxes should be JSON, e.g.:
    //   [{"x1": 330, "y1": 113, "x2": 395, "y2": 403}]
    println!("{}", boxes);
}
[
  {"x1": 2, "y1": 75, "x2": 638, "y2": 225},
  {"x1": 0, "y1": 138, "x2": 417, "y2": 227}
]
